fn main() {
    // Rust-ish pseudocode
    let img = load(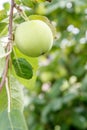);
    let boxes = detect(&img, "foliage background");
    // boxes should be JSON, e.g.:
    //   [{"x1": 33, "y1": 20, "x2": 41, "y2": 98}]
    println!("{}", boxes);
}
[
  {"x1": 0, "y1": 0, "x2": 87, "y2": 130},
  {"x1": 24, "y1": 0, "x2": 87, "y2": 130}
]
